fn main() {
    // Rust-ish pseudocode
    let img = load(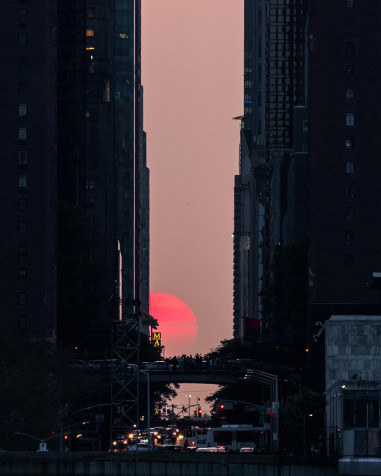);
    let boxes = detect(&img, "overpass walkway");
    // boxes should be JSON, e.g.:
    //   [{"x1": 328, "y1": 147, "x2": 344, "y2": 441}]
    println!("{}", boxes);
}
[{"x1": 139, "y1": 369, "x2": 244, "y2": 385}]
